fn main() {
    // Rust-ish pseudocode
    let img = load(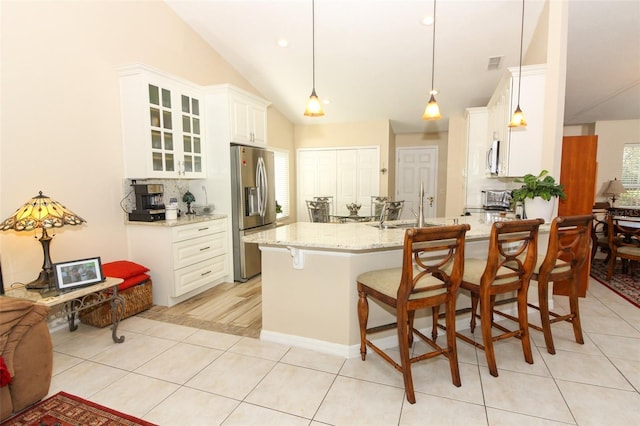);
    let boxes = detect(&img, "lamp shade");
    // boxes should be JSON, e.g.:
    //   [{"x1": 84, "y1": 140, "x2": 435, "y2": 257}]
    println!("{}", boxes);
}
[
  {"x1": 1, "y1": 191, "x2": 85, "y2": 232},
  {"x1": 603, "y1": 178, "x2": 627, "y2": 196}
]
